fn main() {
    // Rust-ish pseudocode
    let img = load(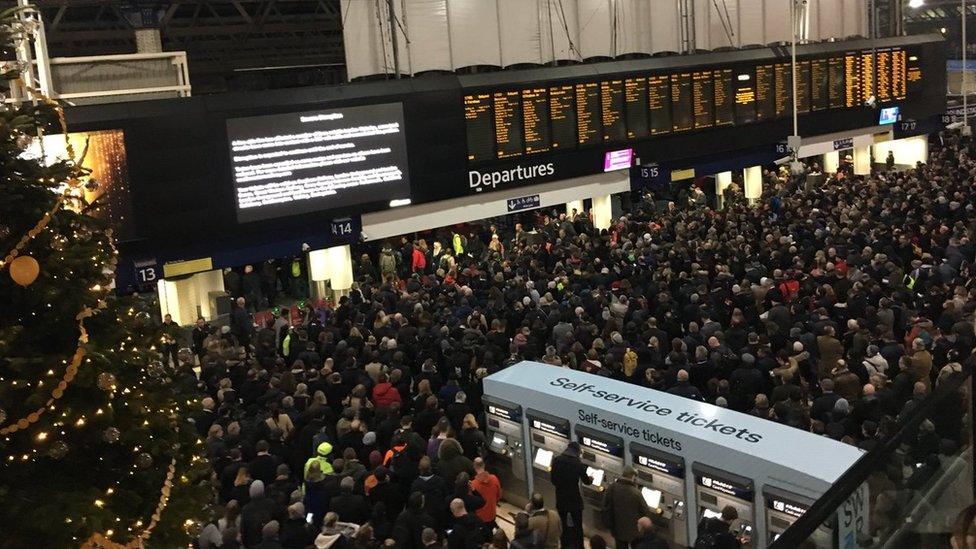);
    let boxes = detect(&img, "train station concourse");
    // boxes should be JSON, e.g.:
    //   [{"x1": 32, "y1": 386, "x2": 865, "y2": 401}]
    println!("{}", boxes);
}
[{"x1": 0, "y1": 1, "x2": 973, "y2": 548}]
